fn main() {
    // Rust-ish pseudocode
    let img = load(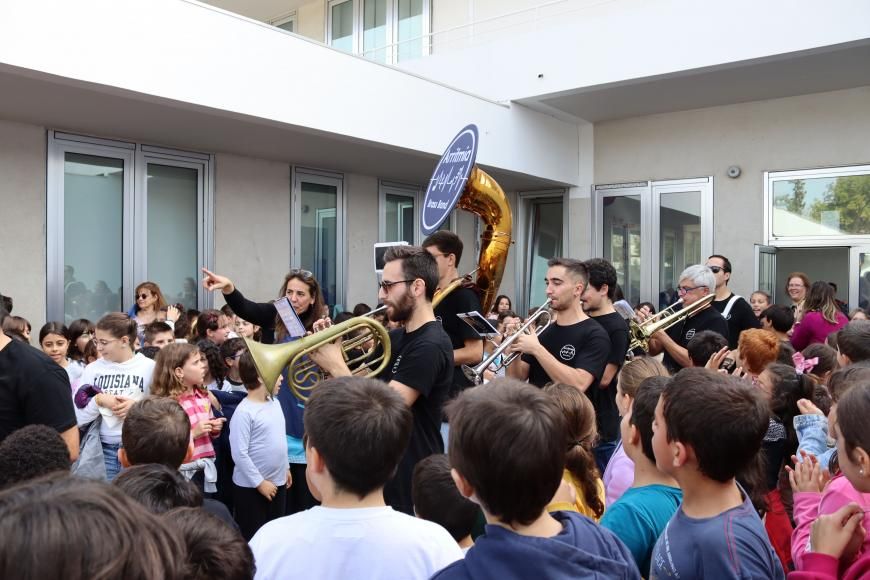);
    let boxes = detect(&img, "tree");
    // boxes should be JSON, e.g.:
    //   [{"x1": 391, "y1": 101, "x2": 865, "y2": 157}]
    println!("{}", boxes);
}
[
  {"x1": 809, "y1": 175, "x2": 870, "y2": 234},
  {"x1": 785, "y1": 179, "x2": 807, "y2": 214}
]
